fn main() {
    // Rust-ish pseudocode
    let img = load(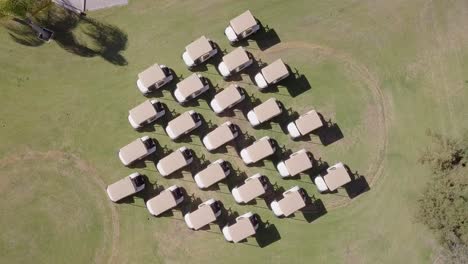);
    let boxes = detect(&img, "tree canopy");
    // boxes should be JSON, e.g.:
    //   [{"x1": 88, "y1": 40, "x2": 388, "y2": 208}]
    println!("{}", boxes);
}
[
  {"x1": 418, "y1": 131, "x2": 467, "y2": 263},
  {"x1": 0, "y1": 0, "x2": 51, "y2": 18}
]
